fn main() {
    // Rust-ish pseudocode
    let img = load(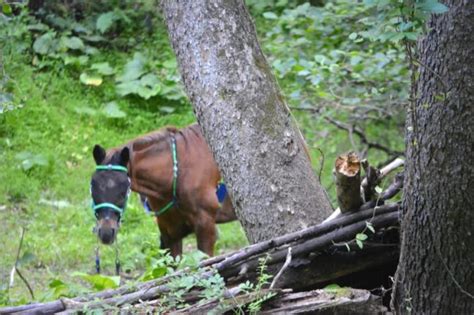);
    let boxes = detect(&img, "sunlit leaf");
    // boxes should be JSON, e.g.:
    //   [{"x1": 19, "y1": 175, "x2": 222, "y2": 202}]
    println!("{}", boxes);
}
[
  {"x1": 79, "y1": 73, "x2": 103, "y2": 86},
  {"x1": 263, "y1": 12, "x2": 278, "y2": 19},
  {"x1": 72, "y1": 272, "x2": 120, "y2": 291},
  {"x1": 2, "y1": 4, "x2": 12, "y2": 15},
  {"x1": 366, "y1": 222, "x2": 375, "y2": 233}
]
